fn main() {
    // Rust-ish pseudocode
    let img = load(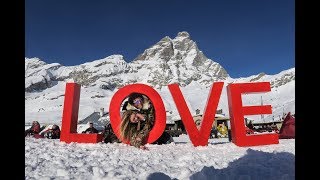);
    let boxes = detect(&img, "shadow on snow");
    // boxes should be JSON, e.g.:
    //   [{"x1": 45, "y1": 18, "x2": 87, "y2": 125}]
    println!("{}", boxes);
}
[{"x1": 146, "y1": 149, "x2": 295, "y2": 180}]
